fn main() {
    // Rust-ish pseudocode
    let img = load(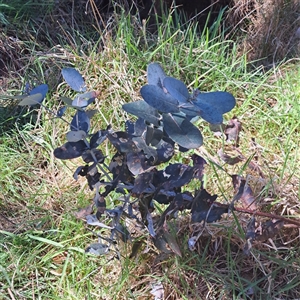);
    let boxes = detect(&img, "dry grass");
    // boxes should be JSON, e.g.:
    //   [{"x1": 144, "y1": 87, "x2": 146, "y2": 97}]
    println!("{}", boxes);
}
[{"x1": 228, "y1": 0, "x2": 300, "y2": 66}]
